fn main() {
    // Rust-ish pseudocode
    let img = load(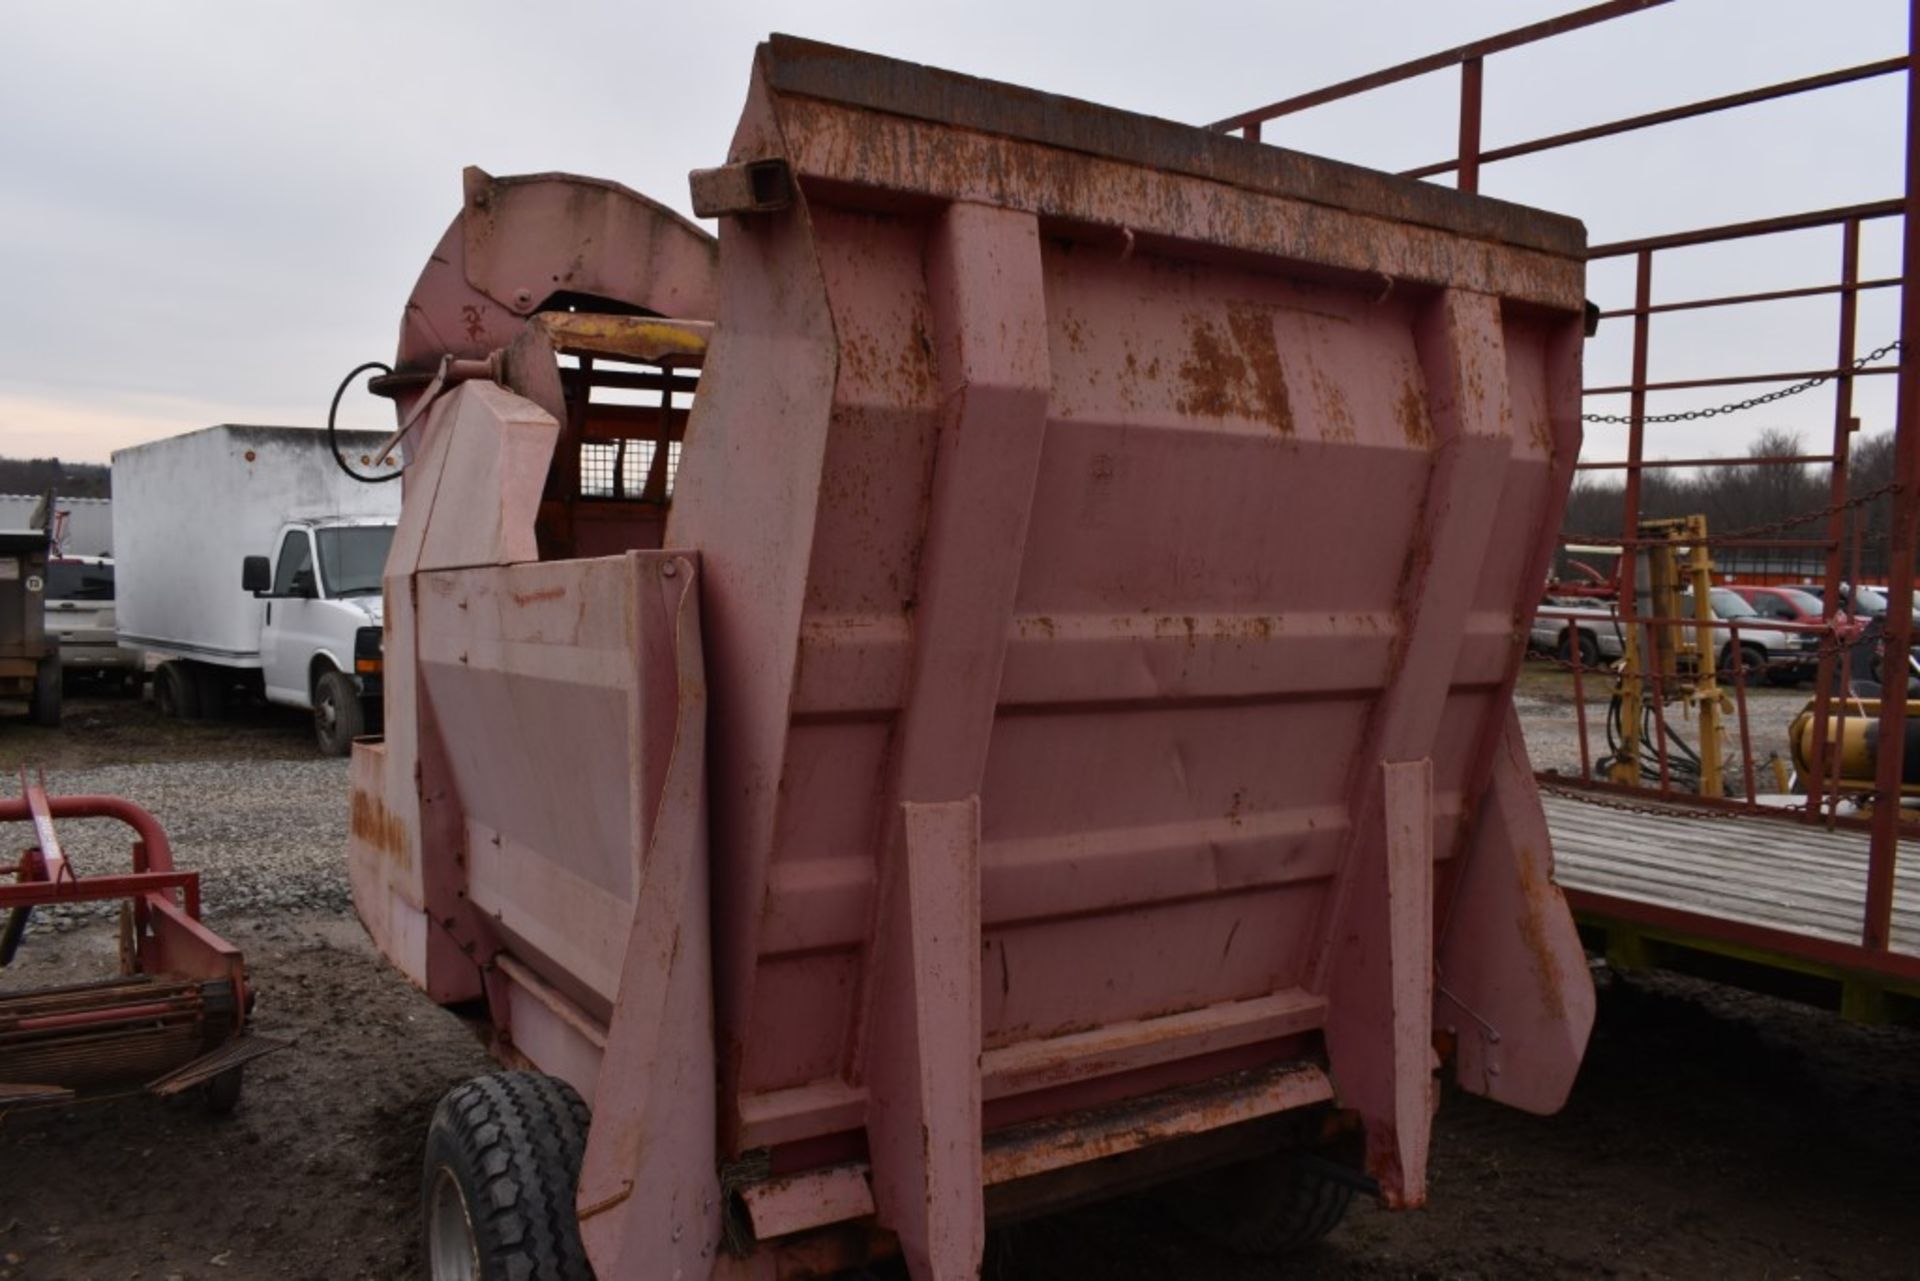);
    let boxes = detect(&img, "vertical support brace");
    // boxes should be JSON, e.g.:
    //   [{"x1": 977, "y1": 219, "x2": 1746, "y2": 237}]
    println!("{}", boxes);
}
[
  {"x1": 1457, "y1": 56, "x2": 1484, "y2": 194},
  {"x1": 865, "y1": 799, "x2": 984, "y2": 1281},
  {"x1": 1314, "y1": 287, "x2": 1514, "y2": 1206},
  {"x1": 1319, "y1": 760, "x2": 1437, "y2": 1207},
  {"x1": 576, "y1": 560, "x2": 722, "y2": 1279},
  {"x1": 1437, "y1": 710, "x2": 1594, "y2": 1115},
  {"x1": 1381, "y1": 759, "x2": 1435, "y2": 1202},
  {"x1": 853, "y1": 201, "x2": 1049, "y2": 1281}
]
